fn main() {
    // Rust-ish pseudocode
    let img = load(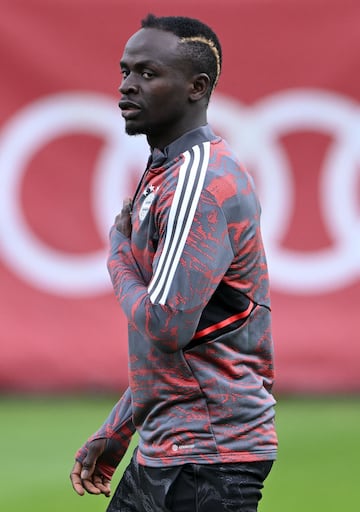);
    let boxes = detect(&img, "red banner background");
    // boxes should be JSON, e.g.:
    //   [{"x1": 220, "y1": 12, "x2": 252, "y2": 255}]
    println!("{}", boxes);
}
[{"x1": 1, "y1": 0, "x2": 359, "y2": 393}]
